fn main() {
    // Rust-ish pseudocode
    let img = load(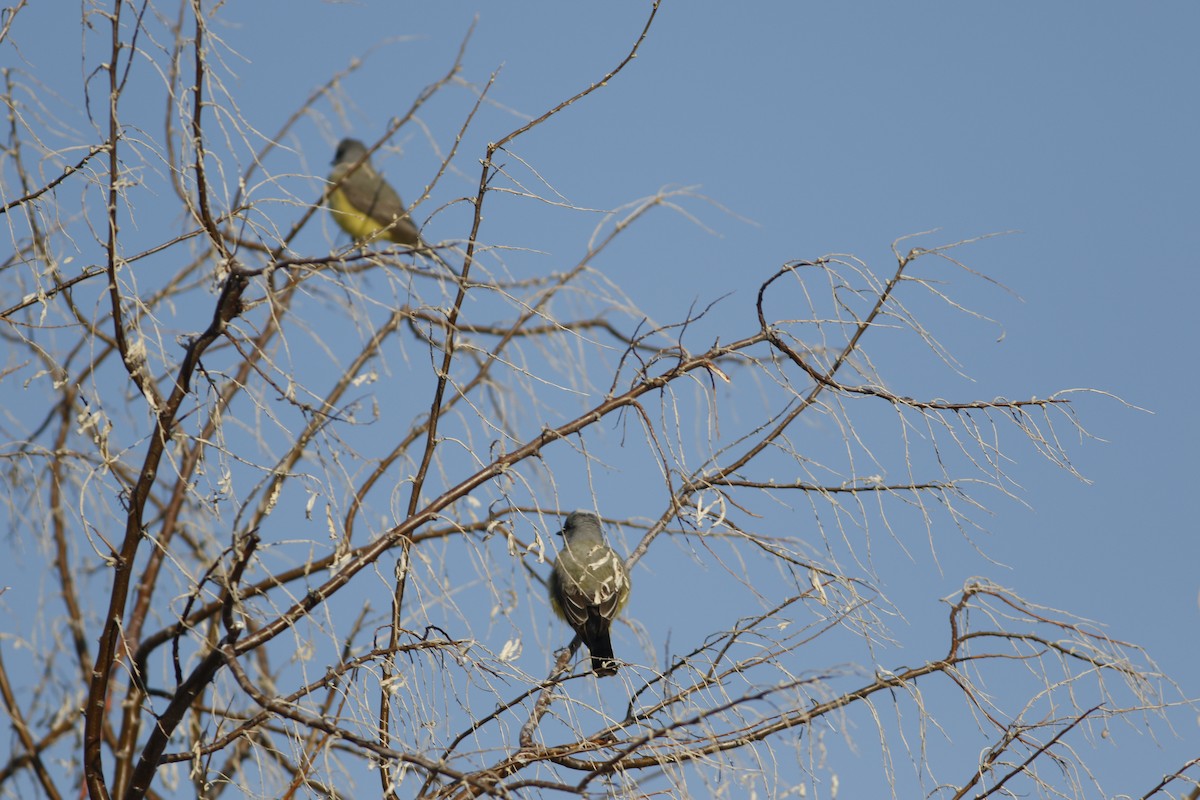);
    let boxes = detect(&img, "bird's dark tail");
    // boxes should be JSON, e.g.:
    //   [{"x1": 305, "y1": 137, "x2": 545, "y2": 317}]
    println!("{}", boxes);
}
[{"x1": 585, "y1": 621, "x2": 618, "y2": 677}]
